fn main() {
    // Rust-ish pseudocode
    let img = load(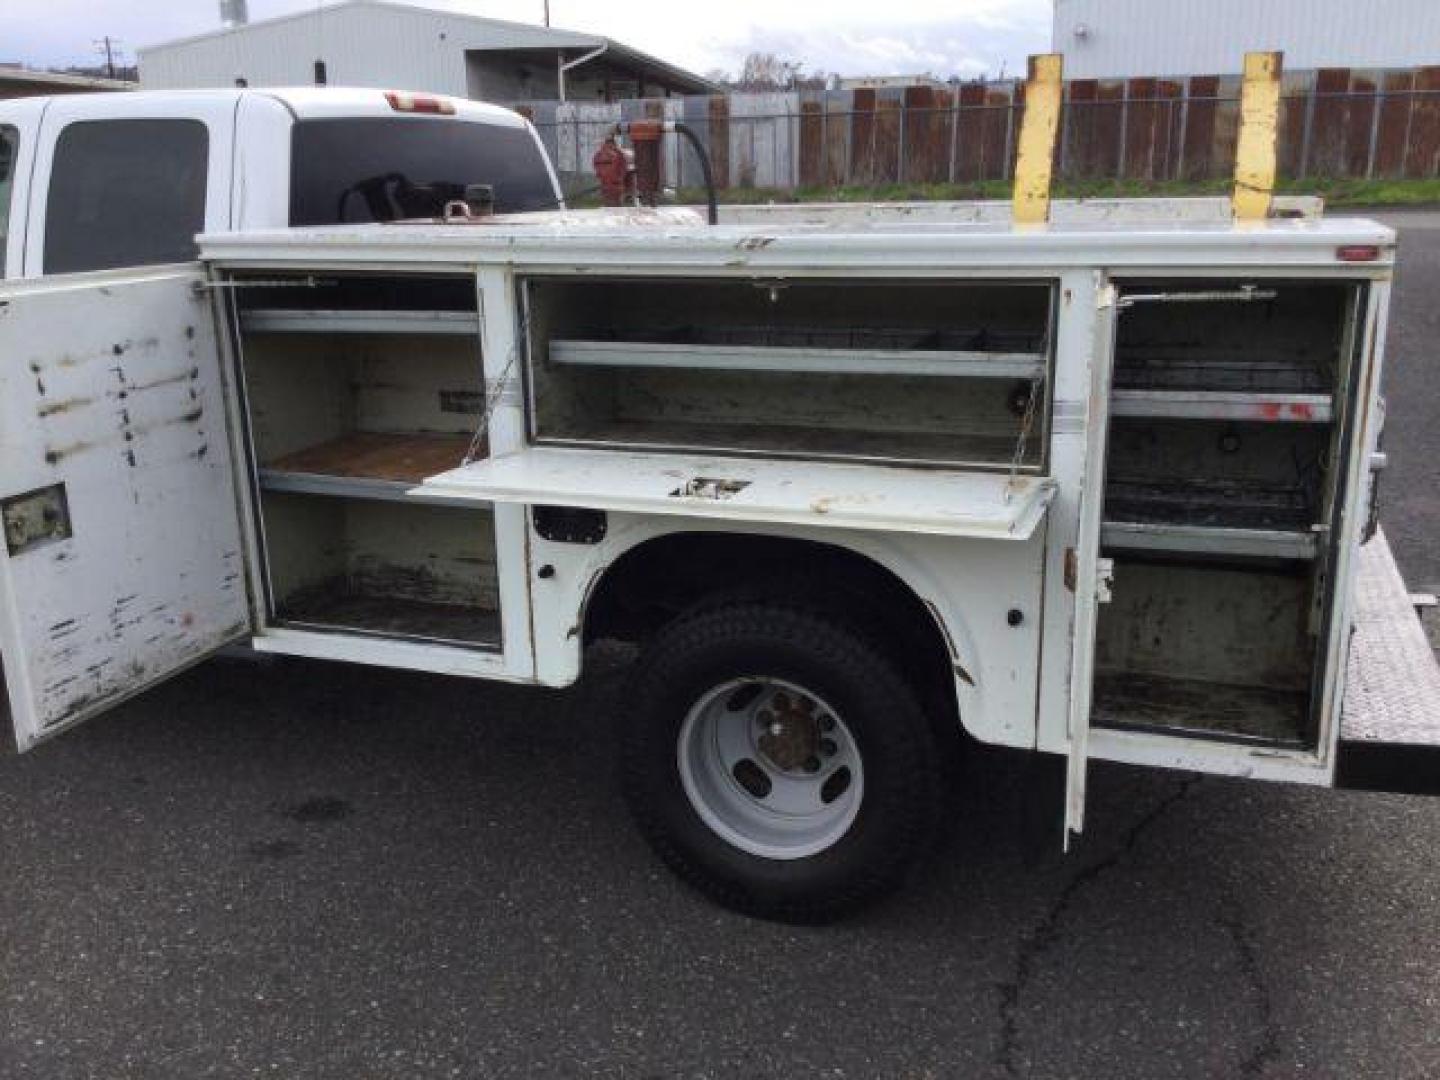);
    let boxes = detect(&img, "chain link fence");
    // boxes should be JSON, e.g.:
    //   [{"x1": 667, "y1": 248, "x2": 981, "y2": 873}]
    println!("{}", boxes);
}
[{"x1": 515, "y1": 75, "x2": 1440, "y2": 198}]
